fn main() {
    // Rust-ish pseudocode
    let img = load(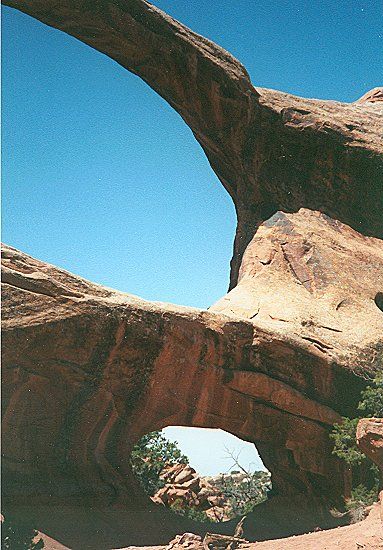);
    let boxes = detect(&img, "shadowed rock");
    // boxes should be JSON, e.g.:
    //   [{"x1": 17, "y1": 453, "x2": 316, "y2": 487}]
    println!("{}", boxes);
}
[
  {"x1": 357, "y1": 418, "x2": 383, "y2": 472},
  {"x1": 357, "y1": 417, "x2": 383, "y2": 522}
]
